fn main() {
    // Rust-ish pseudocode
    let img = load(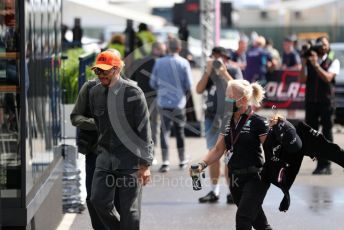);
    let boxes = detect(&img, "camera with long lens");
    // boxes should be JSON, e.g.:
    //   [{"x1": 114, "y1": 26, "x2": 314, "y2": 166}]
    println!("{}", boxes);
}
[
  {"x1": 212, "y1": 58, "x2": 223, "y2": 70},
  {"x1": 300, "y1": 41, "x2": 324, "y2": 58}
]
